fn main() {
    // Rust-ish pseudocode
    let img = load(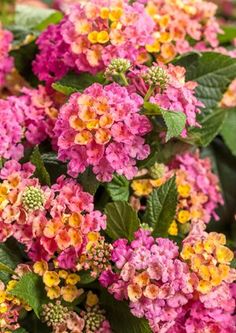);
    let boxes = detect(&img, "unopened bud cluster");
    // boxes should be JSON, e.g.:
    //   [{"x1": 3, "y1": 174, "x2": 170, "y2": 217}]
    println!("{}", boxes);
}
[
  {"x1": 41, "y1": 301, "x2": 69, "y2": 328},
  {"x1": 143, "y1": 66, "x2": 169, "y2": 91},
  {"x1": 82, "y1": 305, "x2": 105, "y2": 332},
  {"x1": 22, "y1": 186, "x2": 44, "y2": 211},
  {"x1": 149, "y1": 163, "x2": 166, "y2": 179},
  {"x1": 105, "y1": 58, "x2": 131, "y2": 78}
]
